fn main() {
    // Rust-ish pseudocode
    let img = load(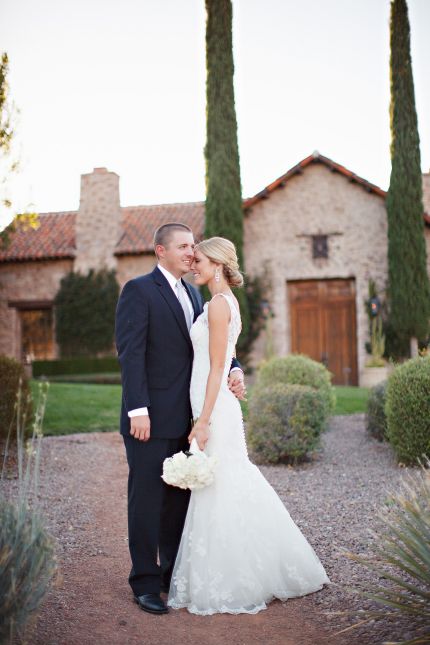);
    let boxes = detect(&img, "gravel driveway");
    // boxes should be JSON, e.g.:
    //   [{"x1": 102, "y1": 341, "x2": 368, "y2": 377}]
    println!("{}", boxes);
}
[{"x1": 2, "y1": 414, "x2": 424, "y2": 644}]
